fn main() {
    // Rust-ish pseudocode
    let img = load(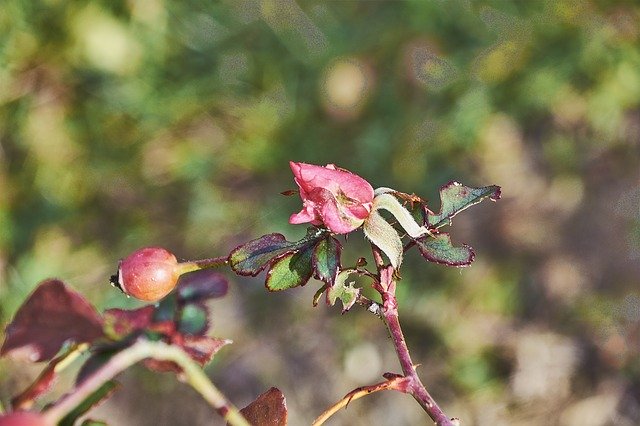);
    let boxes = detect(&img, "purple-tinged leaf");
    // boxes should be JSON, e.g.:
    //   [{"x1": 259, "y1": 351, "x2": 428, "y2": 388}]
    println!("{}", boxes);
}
[
  {"x1": 103, "y1": 306, "x2": 155, "y2": 338},
  {"x1": 1, "y1": 279, "x2": 104, "y2": 362},
  {"x1": 265, "y1": 247, "x2": 315, "y2": 291},
  {"x1": 237, "y1": 387, "x2": 287, "y2": 426},
  {"x1": 144, "y1": 336, "x2": 231, "y2": 372},
  {"x1": 176, "y1": 270, "x2": 228, "y2": 302},
  {"x1": 427, "y1": 182, "x2": 501, "y2": 229},
  {"x1": 229, "y1": 228, "x2": 328, "y2": 277},
  {"x1": 59, "y1": 381, "x2": 119, "y2": 426},
  {"x1": 312, "y1": 236, "x2": 341, "y2": 284},
  {"x1": 229, "y1": 234, "x2": 299, "y2": 276},
  {"x1": 415, "y1": 233, "x2": 475, "y2": 267},
  {"x1": 177, "y1": 335, "x2": 231, "y2": 367}
]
